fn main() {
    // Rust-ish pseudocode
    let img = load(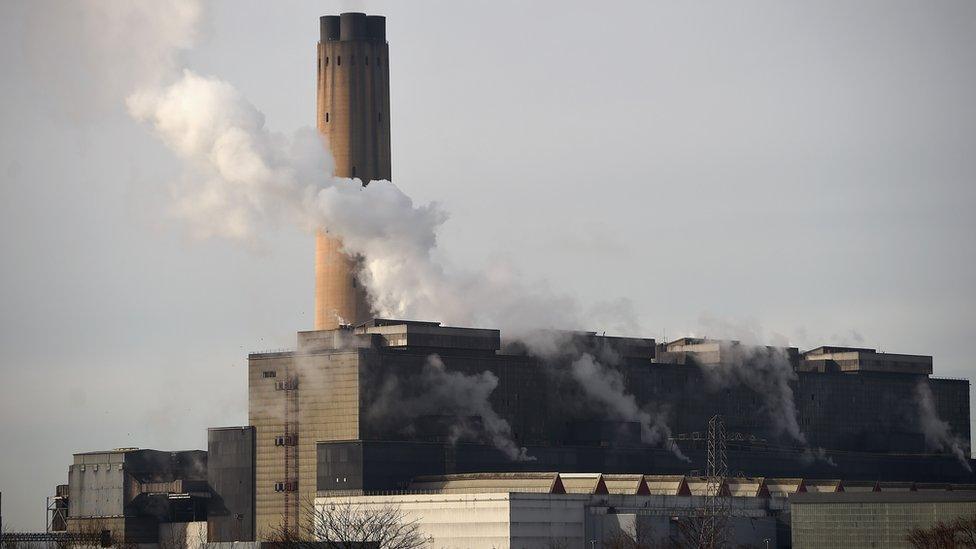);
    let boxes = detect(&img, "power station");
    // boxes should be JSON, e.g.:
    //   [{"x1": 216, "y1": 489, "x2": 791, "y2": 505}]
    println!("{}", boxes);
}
[{"x1": 27, "y1": 12, "x2": 974, "y2": 549}]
